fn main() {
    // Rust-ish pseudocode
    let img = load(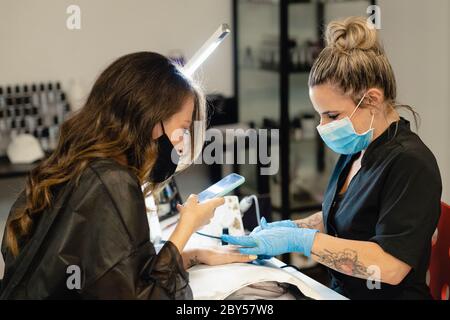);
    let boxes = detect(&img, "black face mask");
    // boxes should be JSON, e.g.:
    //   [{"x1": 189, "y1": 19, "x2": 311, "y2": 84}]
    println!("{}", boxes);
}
[{"x1": 149, "y1": 122, "x2": 180, "y2": 183}]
